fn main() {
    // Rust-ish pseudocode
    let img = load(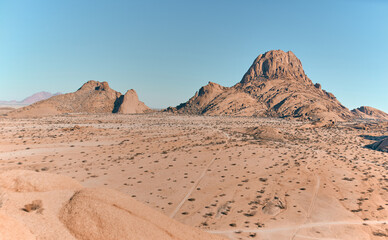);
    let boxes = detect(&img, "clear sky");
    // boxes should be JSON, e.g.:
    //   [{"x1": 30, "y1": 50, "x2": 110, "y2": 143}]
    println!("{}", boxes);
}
[{"x1": 1, "y1": 0, "x2": 387, "y2": 111}]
